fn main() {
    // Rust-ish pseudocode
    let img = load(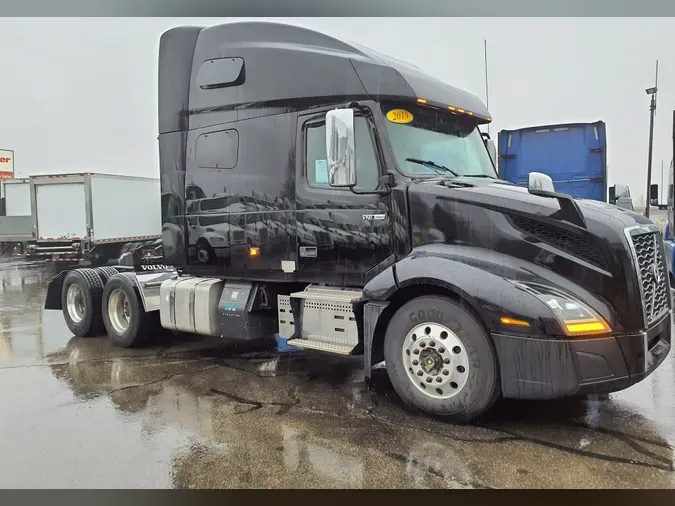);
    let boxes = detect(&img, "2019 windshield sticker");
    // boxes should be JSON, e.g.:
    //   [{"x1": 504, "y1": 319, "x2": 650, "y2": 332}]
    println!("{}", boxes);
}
[{"x1": 386, "y1": 109, "x2": 414, "y2": 124}]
